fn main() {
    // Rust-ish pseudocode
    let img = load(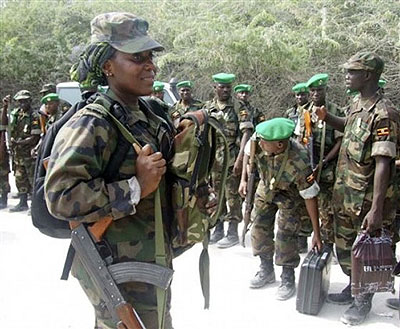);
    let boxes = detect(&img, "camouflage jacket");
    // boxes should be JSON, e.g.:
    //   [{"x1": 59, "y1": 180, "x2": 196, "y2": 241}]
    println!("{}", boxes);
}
[
  {"x1": 334, "y1": 91, "x2": 399, "y2": 217},
  {"x1": 297, "y1": 101, "x2": 345, "y2": 183},
  {"x1": 45, "y1": 89, "x2": 176, "y2": 264},
  {"x1": 203, "y1": 97, "x2": 240, "y2": 167},
  {"x1": 9, "y1": 107, "x2": 41, "y2": 158},
  {"x1": 169, "y1": 98, "x2": 203, "y2": 121},
  {"x1": 237, "y1": 100, "x2": 265, "y2": 133},
  {"x1": 255, "y1": 139, "x2": 320, "y2": 208}
]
